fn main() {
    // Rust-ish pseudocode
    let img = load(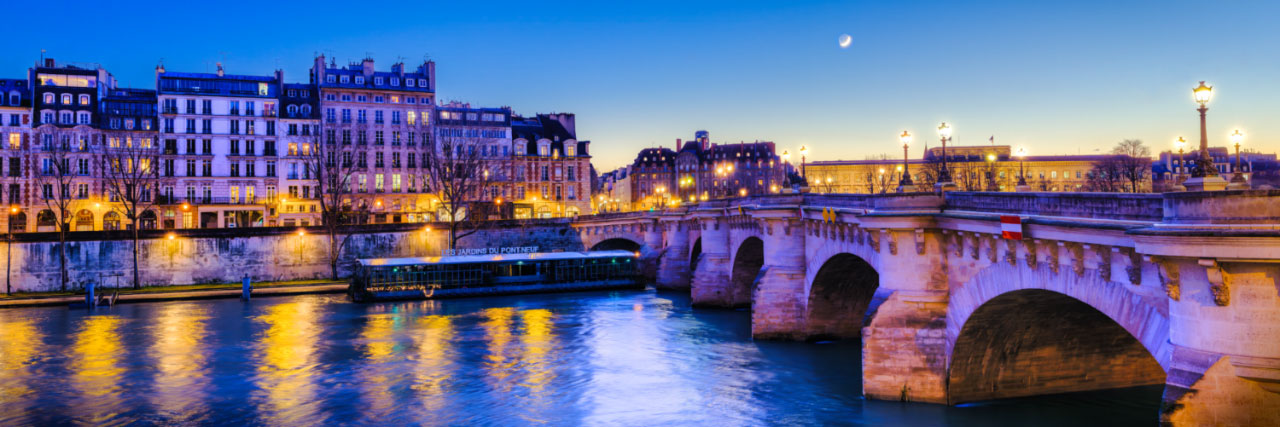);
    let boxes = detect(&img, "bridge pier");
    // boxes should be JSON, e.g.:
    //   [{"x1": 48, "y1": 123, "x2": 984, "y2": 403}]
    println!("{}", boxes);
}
[
  {"x1": 639, "y1": 219, "x2": 663, "y2": 282},
  {"x1": 751, "y1": 216, "x2": 808, "y2": 340},
  {"x1": 655, "y1": 218, "x2": 691, "y2": 290},
  {"x1": 690, "y1": 215, "x2": 733, "y2": 307}
]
